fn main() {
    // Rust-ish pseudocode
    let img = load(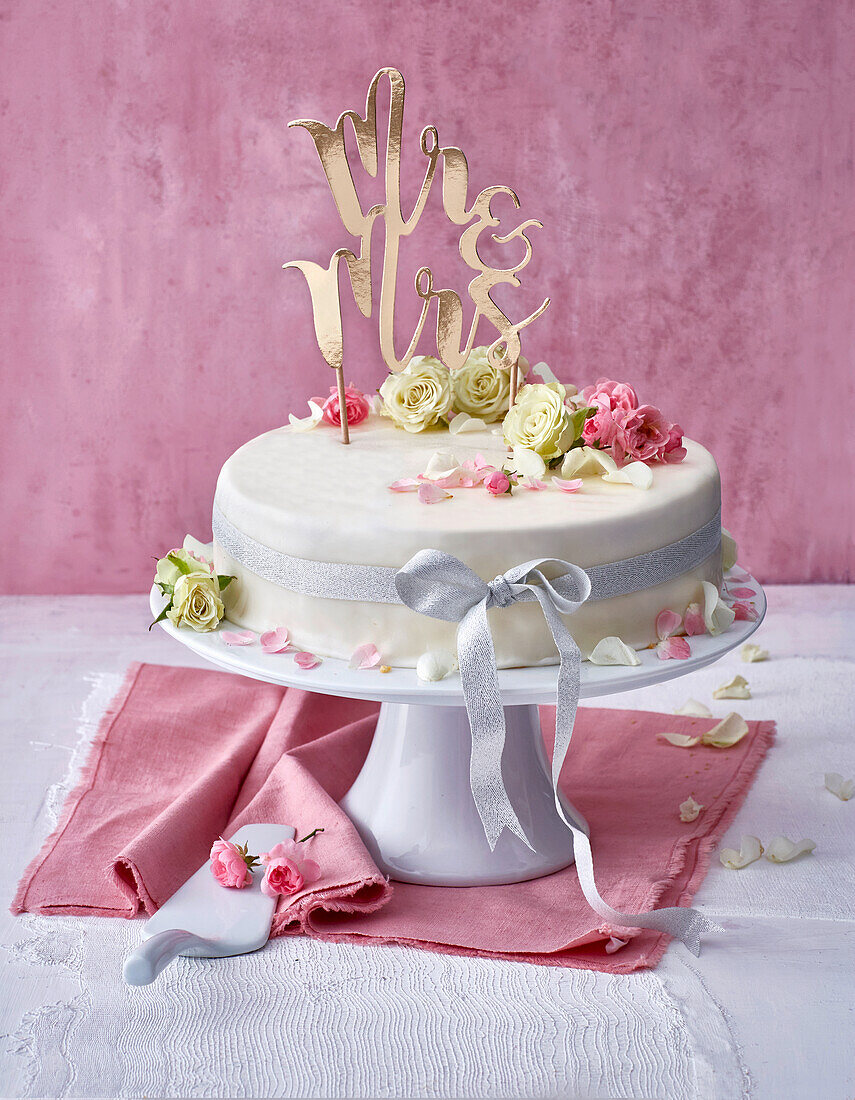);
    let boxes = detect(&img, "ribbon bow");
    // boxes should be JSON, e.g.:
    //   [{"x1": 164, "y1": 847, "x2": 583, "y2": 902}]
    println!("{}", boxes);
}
[{"x1": 396, "y1": 548, "x2": 722, "y2": 956}]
